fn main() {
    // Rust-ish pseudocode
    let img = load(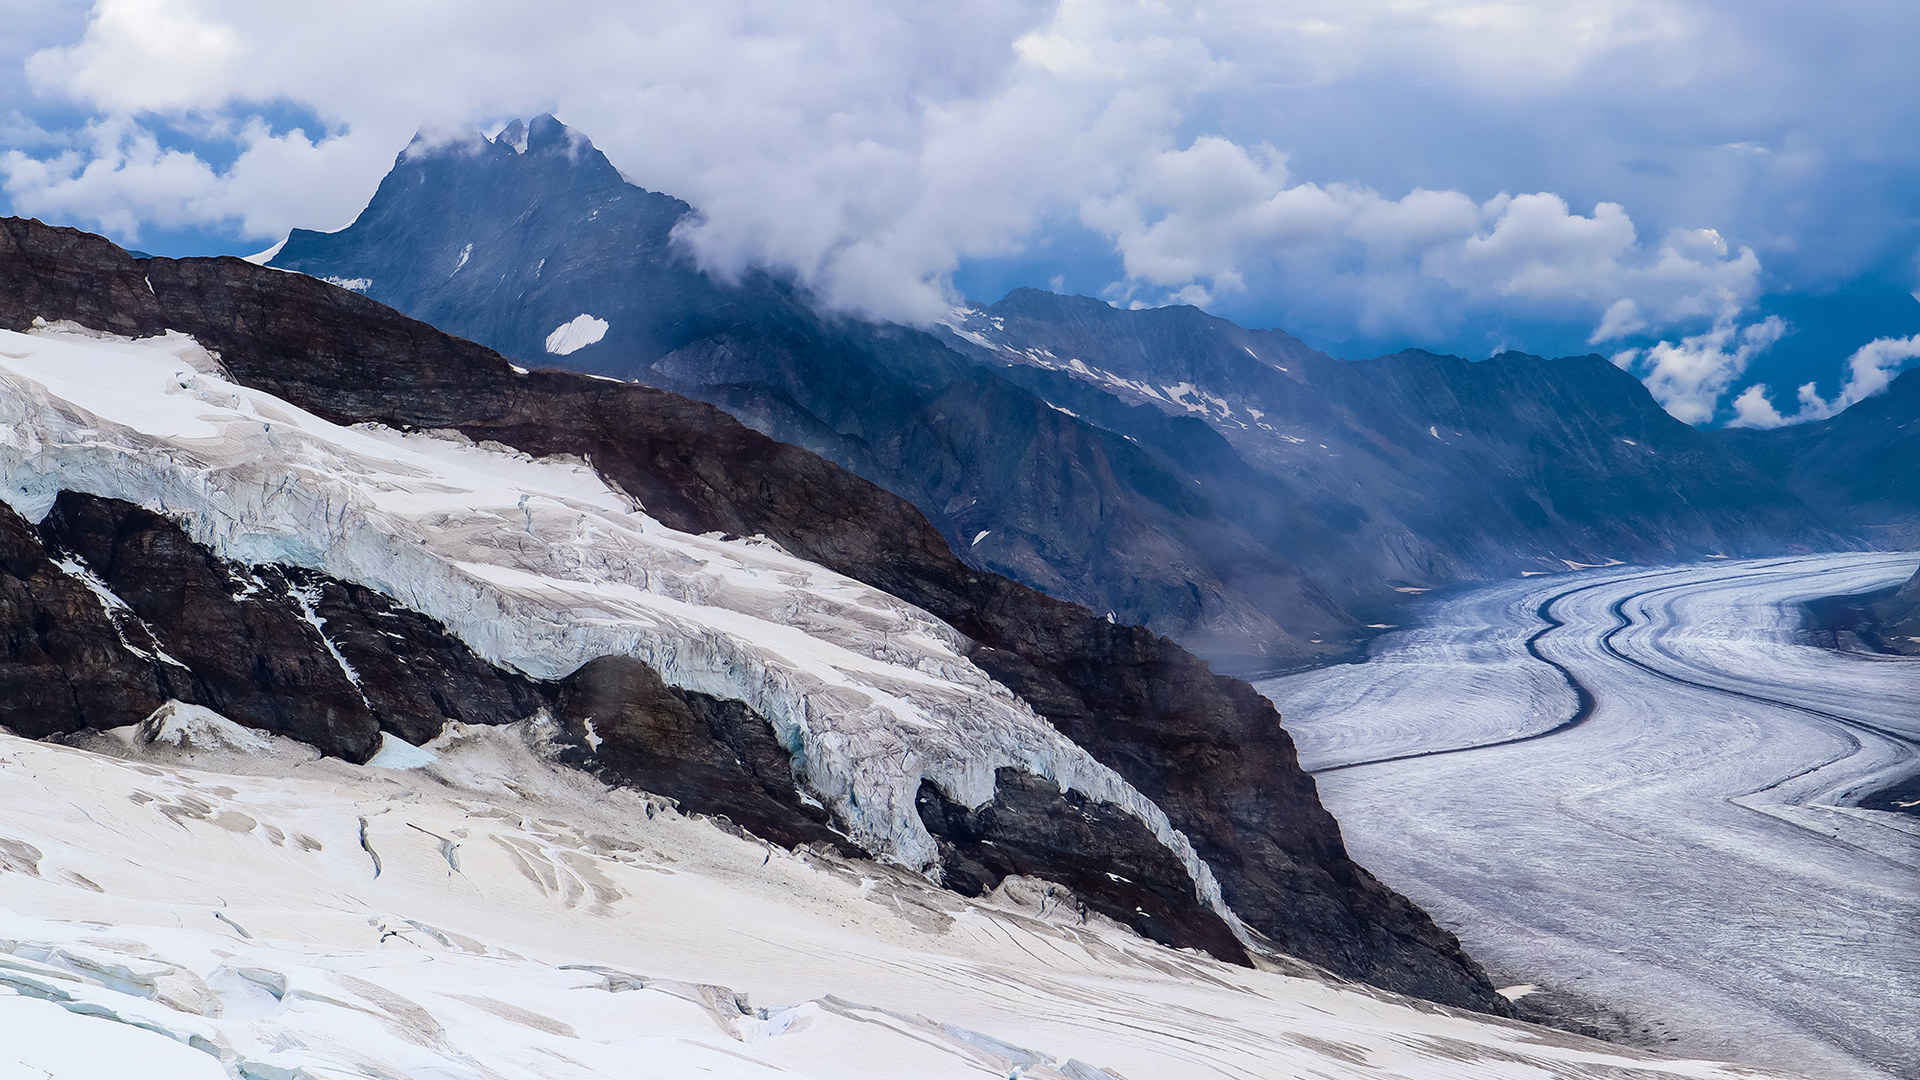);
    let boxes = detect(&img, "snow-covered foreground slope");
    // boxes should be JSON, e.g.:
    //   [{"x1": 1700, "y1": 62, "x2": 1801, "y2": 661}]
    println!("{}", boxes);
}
[
  {"x1": 1260, "y1": 554, "x2": 1920, "y2": 1080},
  {"x1": 0, "y1": 717, "x2": 1799, "y2": 1079},
  {"x1": 0, "y1": 322, "x2": 1216, "y2": 903}
]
